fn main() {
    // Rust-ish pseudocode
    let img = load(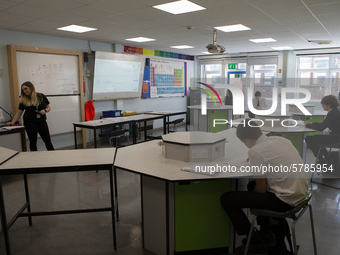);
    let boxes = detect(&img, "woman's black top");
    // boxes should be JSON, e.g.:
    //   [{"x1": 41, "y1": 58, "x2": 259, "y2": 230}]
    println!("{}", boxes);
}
[{"x1": 19, "y1": 93, "x2": 49, "y2": 121}]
